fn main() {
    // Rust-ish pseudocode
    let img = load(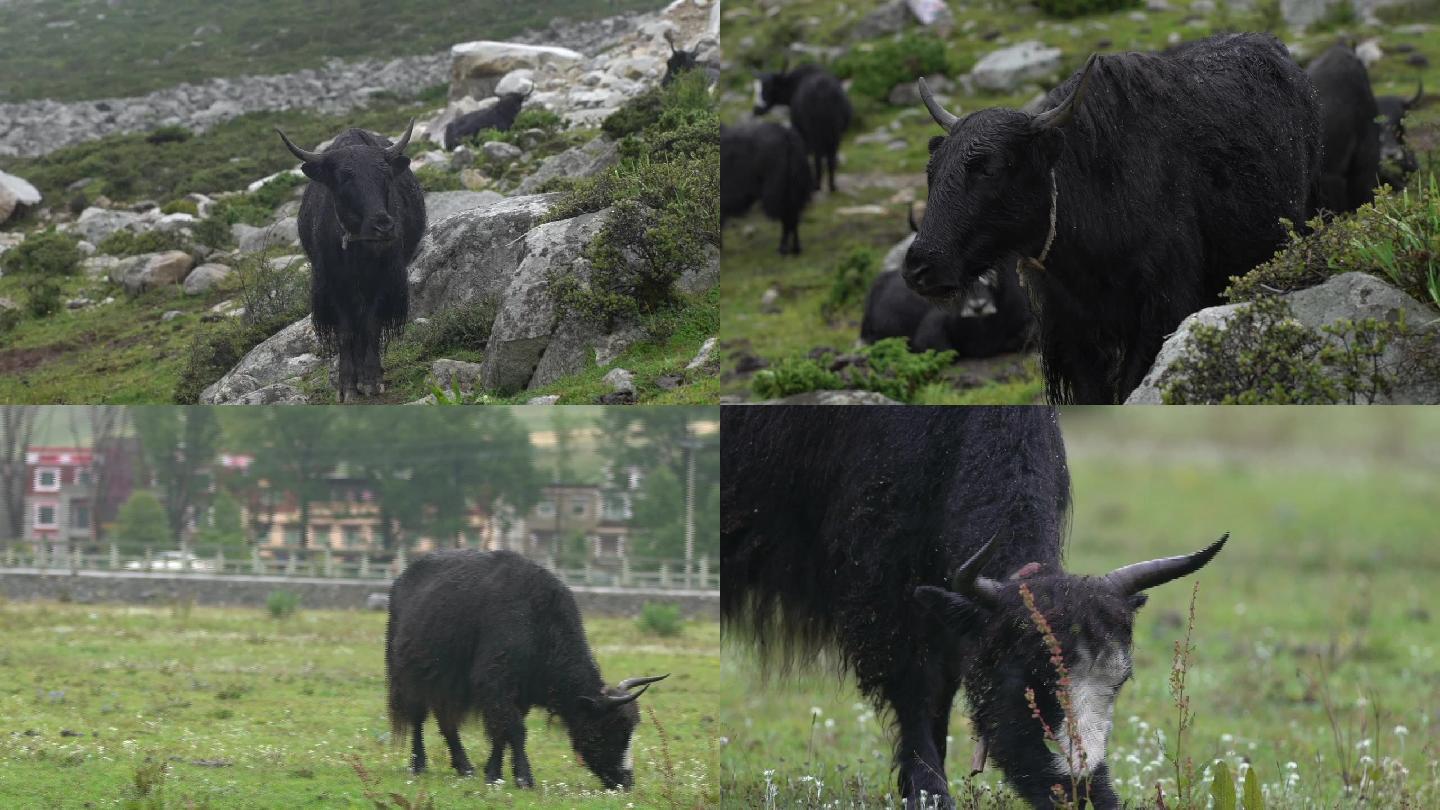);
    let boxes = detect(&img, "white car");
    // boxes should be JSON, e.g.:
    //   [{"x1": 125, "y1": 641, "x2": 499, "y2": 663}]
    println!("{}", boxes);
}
[{"x1": 123, "y1": 551, "x2": 217, "y2": 572}]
